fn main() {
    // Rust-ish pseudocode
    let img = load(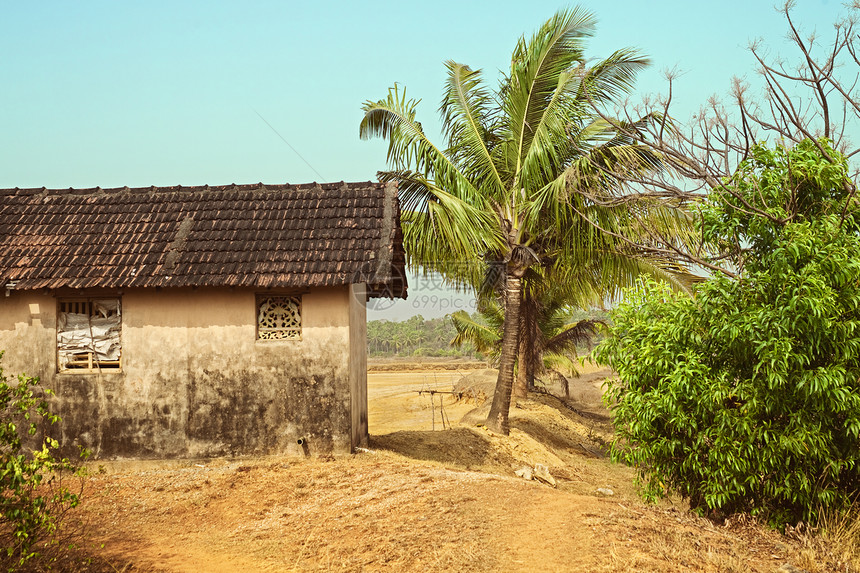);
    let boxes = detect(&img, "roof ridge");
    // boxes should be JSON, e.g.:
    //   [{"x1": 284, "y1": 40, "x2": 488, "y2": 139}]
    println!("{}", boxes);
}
[{"x1": 1, "y1": 181, "x2": 383, "y2": 197}]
